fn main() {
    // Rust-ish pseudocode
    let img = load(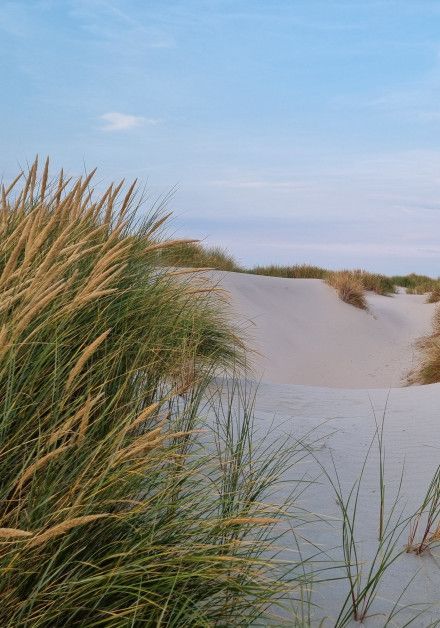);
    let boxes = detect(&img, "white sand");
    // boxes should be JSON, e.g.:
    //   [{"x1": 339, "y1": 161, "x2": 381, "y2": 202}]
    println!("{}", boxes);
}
[
  {"x1": 211, "y1": 272, "x2": 440, "y2": 624},
  {"x1": 217, "y1": 272, "x2": 435, "y2": 388},
  {"x1": 247, "y1": 381, "x2": 440, "y2": 625}
]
